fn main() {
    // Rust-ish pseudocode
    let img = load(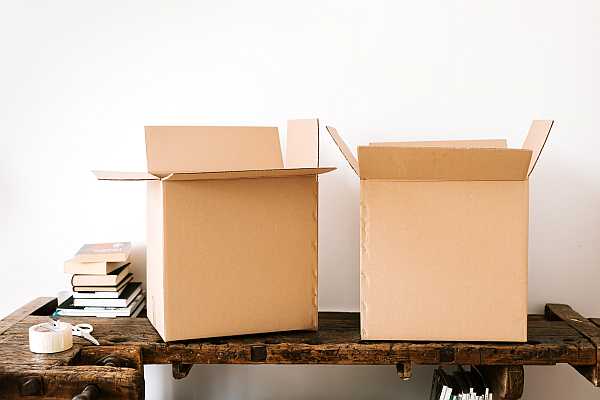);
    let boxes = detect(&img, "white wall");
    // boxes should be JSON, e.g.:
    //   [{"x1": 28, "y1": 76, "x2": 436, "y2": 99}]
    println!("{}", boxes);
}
[{"x1": 2, "y1": 1, "x2": 599, "y2": 398}]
